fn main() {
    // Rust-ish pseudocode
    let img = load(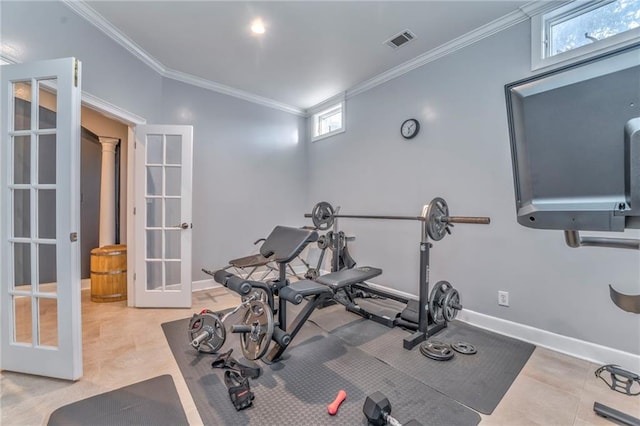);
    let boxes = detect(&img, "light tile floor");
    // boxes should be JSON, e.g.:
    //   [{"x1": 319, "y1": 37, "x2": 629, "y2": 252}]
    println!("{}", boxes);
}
[{"x1": 1, "y1": 287, "x2": 638, "y2": 425}]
